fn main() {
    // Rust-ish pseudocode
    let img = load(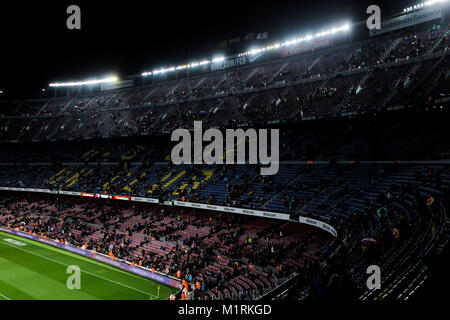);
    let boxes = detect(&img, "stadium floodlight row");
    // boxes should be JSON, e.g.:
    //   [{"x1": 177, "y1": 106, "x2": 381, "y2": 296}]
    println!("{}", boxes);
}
[
  {"x1": 141, "y1": 23, "x2": 351, "y2": 78},
  {"x1": 404, "y1": 0, "x2": 449, "y2": 13},
  {"x1": 49, "y1": 76, "x2": 119, "y2": 87},
  {"x1": 48, "y1": 21, "x2": 351, "y2": 86},
  {"x1": 44, "y1": 1, "x2": 448, "y2": 89},
  {"x1": 238, "y1": 23, "x2": 350, "y2": 57},
  {"x1": 45, "y1": 1, "x2": 448, "y2": 88},
  {"x1": 142, "y1": 57, "x2": 226, "y2": 77}
]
